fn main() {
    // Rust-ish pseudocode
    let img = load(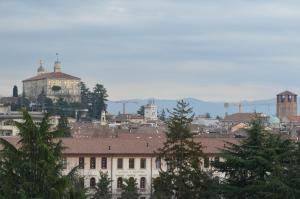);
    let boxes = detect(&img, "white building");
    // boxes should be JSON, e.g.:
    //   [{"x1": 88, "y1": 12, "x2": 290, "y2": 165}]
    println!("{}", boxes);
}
[
  {"x1": 144, "y1": 103, "x2": 158, "y2": 121},
  {"x1": 1, "y1": 135, "x2": 237, "y2": 198},
  {"x1": 23, "y1": 60, "x2": 81, "y2": 103}
]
